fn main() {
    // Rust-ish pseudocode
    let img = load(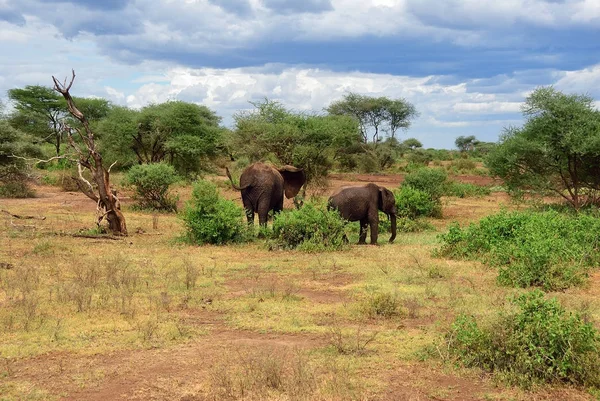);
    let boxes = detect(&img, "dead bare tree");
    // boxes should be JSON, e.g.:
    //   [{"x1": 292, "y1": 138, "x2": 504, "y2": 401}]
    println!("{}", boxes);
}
[{"x1": 52, "y1": 70, "x2": 127, "y2": 235}]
